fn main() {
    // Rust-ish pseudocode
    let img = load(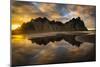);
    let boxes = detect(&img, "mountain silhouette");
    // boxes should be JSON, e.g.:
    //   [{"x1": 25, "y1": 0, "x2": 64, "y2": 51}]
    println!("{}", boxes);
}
[{"x1": 12, "y1": 17, "x2": 88, "y2": 34}]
